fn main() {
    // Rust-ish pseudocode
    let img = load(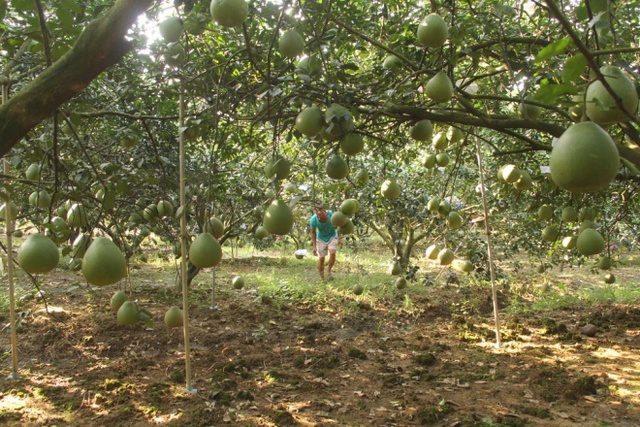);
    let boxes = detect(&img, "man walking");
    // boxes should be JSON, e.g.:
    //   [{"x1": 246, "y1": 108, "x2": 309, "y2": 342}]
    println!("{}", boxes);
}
[{"x1": 310, "y1": 201, "x2": 340, "y2": 281}]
